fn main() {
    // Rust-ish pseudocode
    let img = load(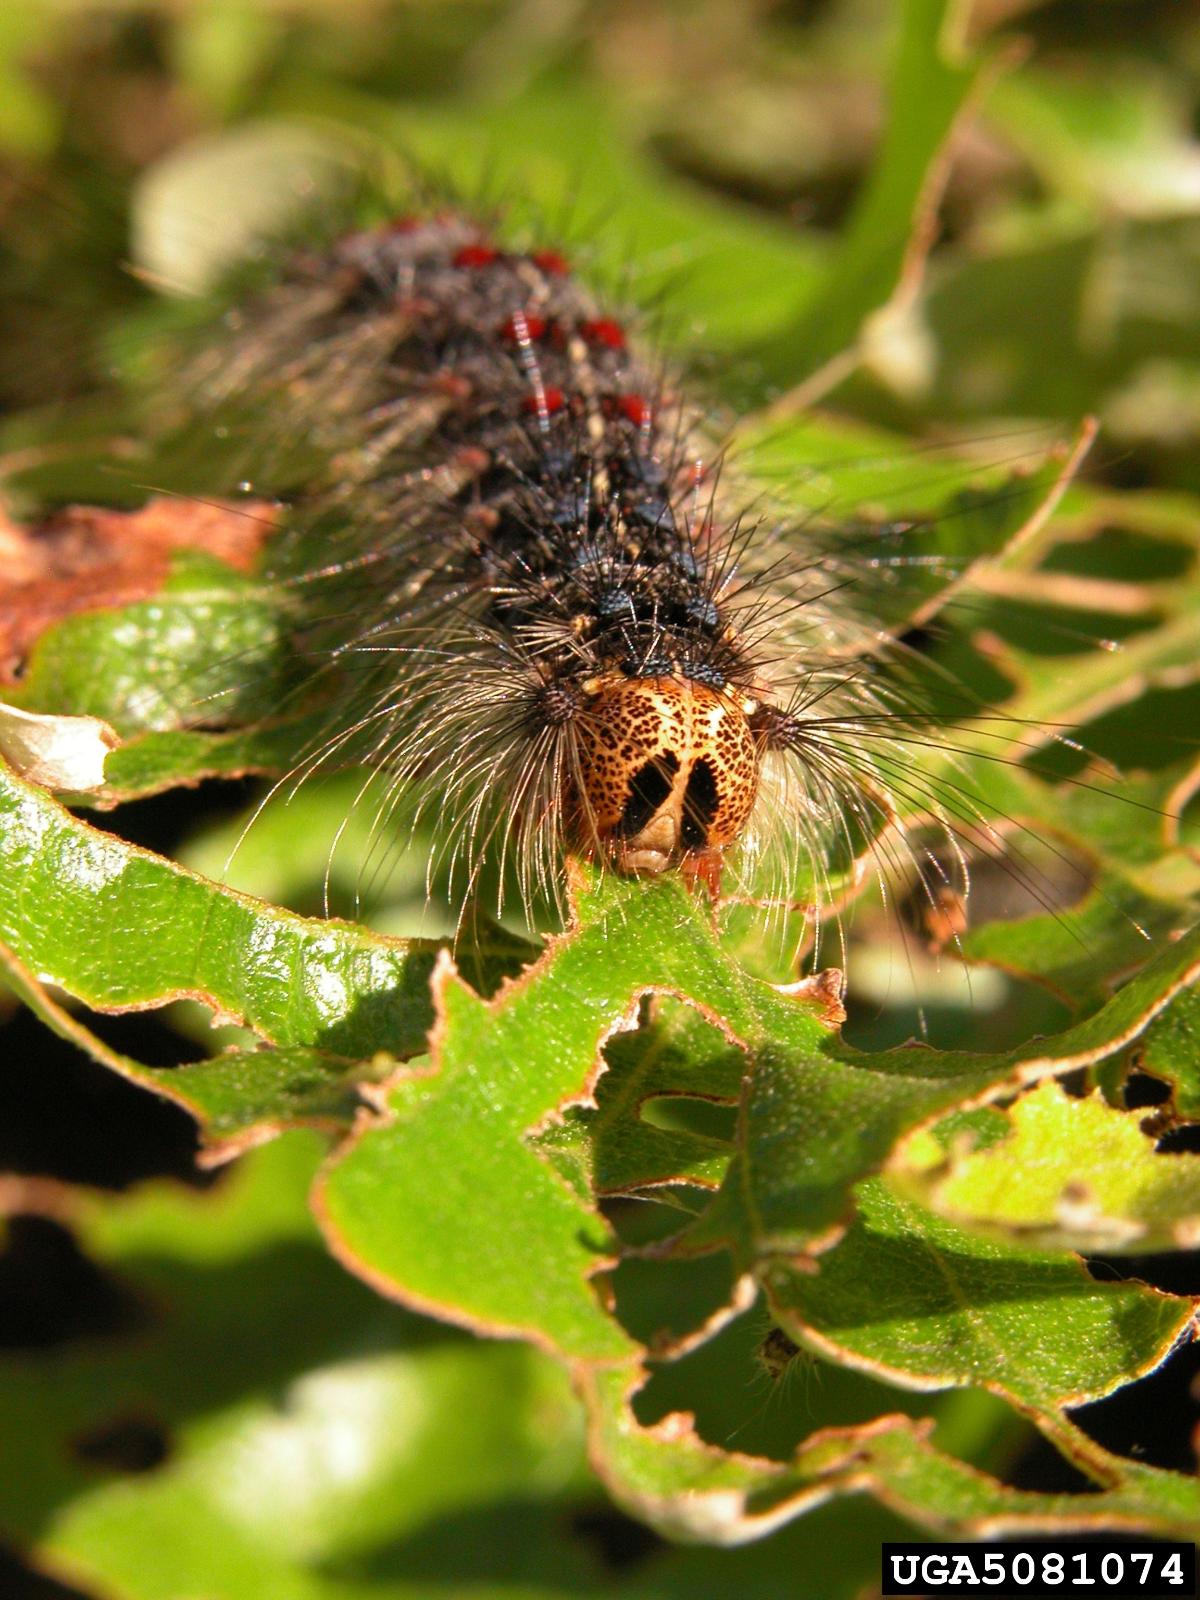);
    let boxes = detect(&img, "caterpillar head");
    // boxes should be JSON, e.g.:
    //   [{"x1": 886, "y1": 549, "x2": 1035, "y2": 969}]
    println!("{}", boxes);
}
[{"x1": 572, "y1": 675, "x2": 762, "y2": 878}]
